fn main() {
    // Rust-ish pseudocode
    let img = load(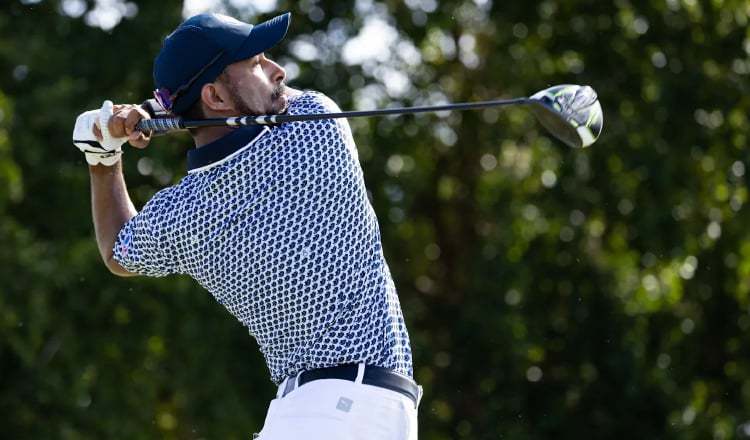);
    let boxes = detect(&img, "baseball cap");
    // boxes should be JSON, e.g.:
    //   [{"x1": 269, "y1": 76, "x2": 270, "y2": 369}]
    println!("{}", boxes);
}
[{"x1": 153, "y1": 12, "x2": 291, "y2": 115}]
